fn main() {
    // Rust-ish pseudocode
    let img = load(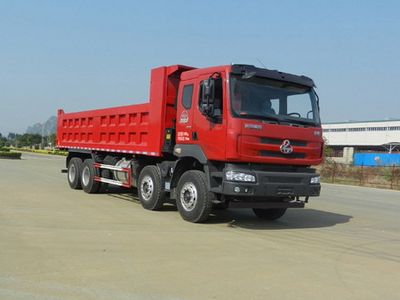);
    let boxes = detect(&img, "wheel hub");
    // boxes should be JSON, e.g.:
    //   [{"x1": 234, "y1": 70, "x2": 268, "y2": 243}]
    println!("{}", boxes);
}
[
  {"x1": 180, "y1": 182, "x2": 197, "y2": 212},
  {"x1": 141, "y1": 175, "x2": 154, "y2": 201}
]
